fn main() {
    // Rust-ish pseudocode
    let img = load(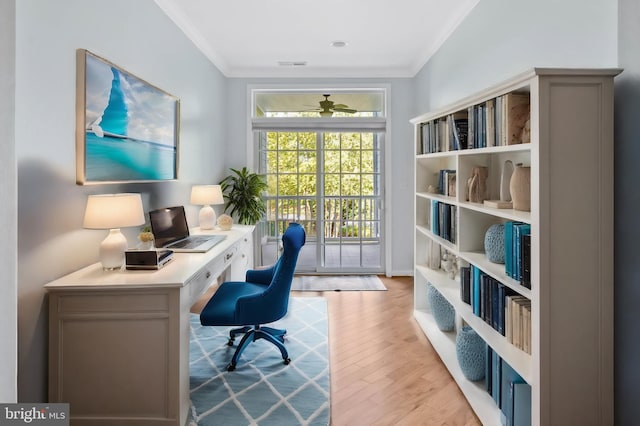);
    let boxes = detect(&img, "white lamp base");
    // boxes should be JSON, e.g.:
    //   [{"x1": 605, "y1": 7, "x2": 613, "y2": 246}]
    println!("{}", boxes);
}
[
  {"x1": 199, "y1": 205, "x2": 217, "y2": 230},
  {"x1": 100, "y1": 228, "x2": 128, "y2": 270}
]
